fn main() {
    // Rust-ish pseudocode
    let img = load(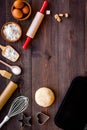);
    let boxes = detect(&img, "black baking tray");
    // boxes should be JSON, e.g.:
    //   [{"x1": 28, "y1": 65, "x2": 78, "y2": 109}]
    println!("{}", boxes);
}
[{"x1": 54, "y1": 76, "x2": 87, "y2": 130}]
